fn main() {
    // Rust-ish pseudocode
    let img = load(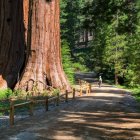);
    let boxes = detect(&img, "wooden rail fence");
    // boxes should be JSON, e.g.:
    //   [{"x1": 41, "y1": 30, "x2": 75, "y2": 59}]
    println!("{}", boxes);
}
[
  {"x1": 0, "y1": 89, "x2": 76, "y2": 126},
  {"x1": 0, "y1": 81, "x2": 91, "y2": 127},
  {"x1": 79, "y1": 79, "x2": 91, "y2": 96}
]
